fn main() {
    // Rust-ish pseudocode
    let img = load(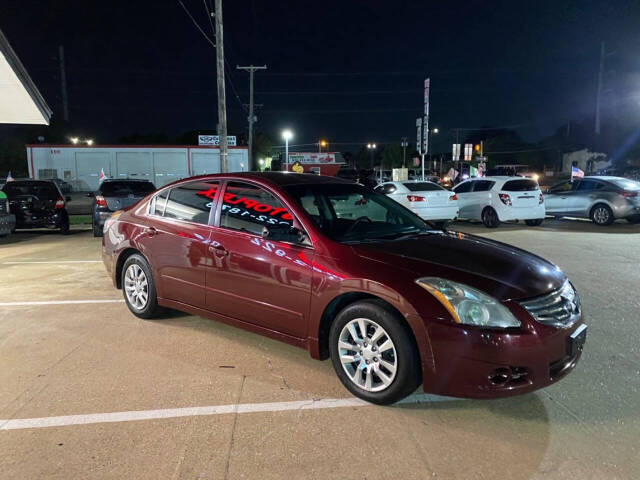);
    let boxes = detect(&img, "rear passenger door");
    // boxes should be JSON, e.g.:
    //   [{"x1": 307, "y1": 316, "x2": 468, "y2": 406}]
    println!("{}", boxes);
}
[
  {"x1": 571, "y1": 179, "x2": 605, "y2": 216},
  {"x1": 141, "y1": 180, "x2": 218, "y2": 308},
  {"x1": 468, "y1": 180, "x2": 494, "y2": 218}
]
